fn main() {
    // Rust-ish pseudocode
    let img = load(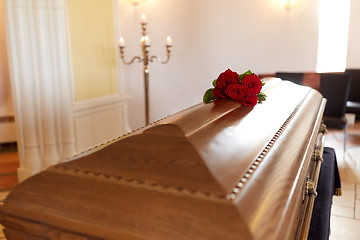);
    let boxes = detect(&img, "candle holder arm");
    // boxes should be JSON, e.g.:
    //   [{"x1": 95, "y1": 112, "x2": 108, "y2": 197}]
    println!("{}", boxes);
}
[
  {"x1": 119, "y1": 46, "x2": 143, "y2": 65},
  {"x1": 149, "y1": 46, "x2": 171, "y2": 64}
]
